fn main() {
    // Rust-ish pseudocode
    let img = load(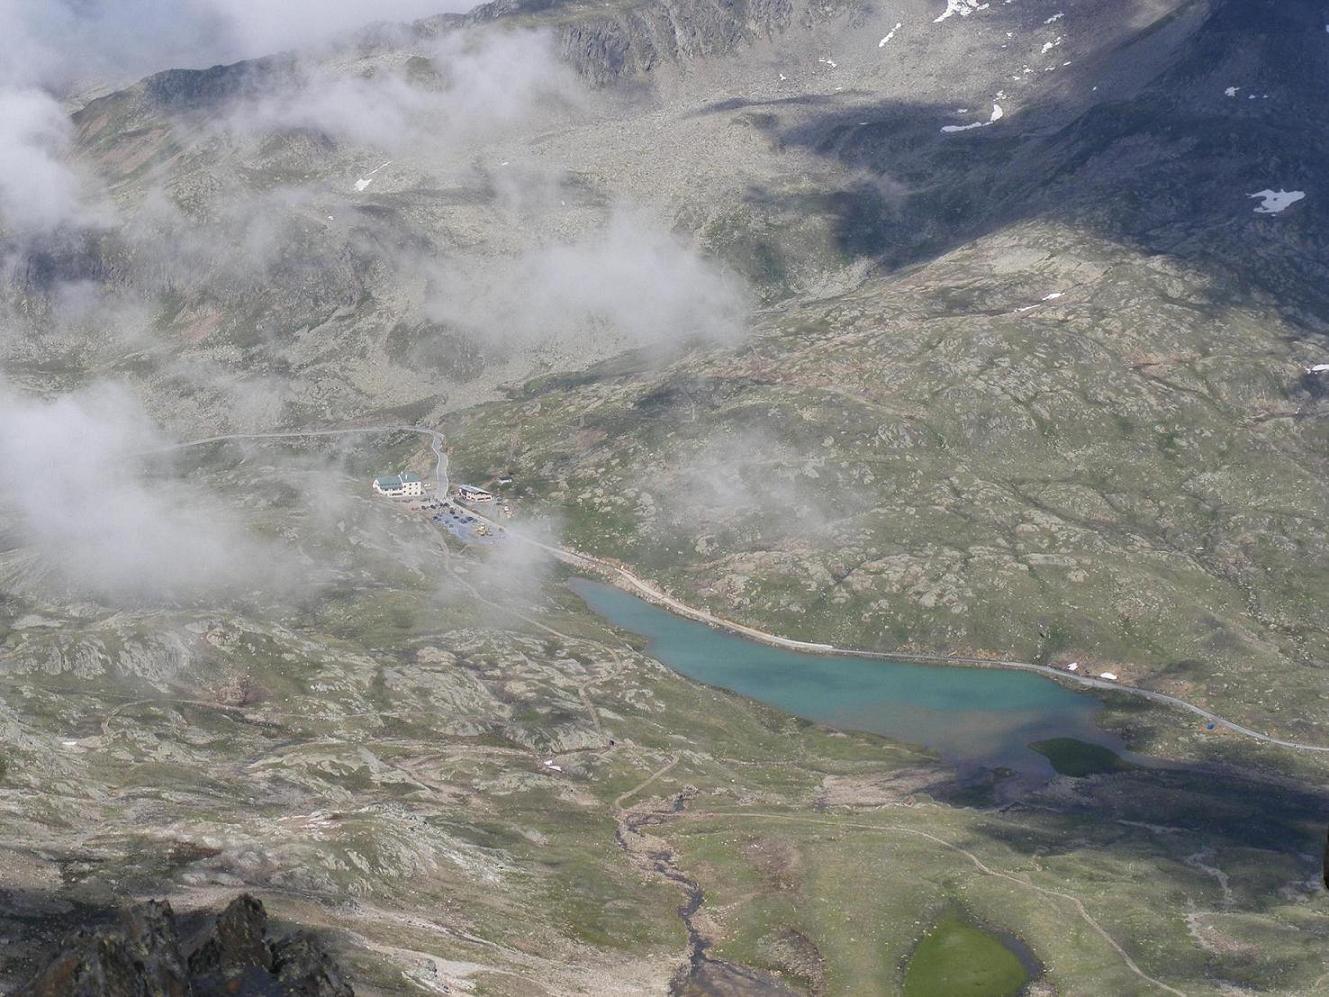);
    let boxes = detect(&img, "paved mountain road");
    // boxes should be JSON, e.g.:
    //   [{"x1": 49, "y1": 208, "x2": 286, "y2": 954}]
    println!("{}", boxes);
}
[
  {"x1": 470, "y1": 514, "x2": 1329, "y2": 756},
  {"x1": 162, "y1": 425, "x2": 1329, "y2": 757},
  {"x1": 154, "y1": 424, "x2": 450, "y2": 495}
]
